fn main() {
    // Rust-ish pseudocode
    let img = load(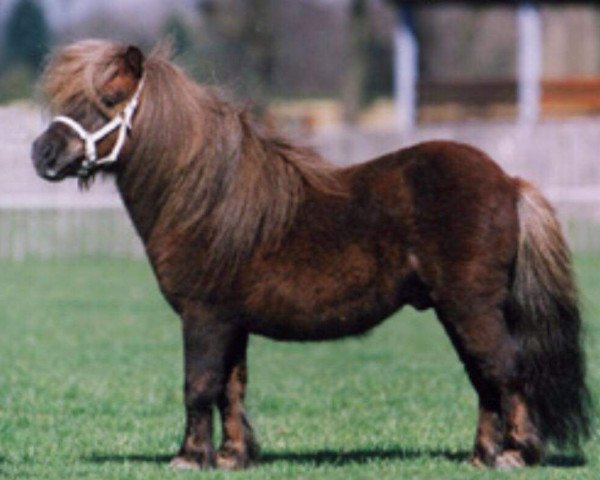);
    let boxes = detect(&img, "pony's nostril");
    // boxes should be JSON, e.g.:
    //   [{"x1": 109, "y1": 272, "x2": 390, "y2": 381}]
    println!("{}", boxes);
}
[{"x1": 41, "y1": 142, "x2": 56, "y2": 162}]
